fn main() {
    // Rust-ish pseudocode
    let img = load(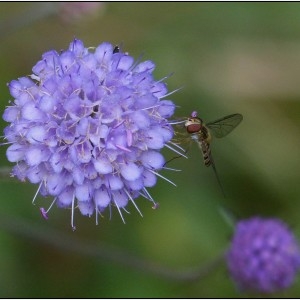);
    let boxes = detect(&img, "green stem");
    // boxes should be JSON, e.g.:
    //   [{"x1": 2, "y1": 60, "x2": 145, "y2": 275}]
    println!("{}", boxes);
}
[
  {"x1": 0, "y1": 212, "x2": 226, "y2": 282},
  {"x1": 0, "y1": 167, "x2": 12, "y2": 178}
]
